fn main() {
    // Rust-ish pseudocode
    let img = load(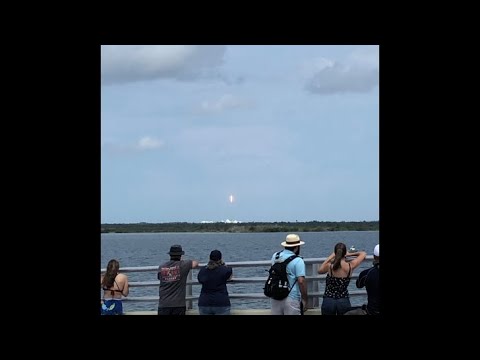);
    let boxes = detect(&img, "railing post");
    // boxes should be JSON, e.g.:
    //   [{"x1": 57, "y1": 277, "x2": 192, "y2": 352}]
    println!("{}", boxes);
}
[
  {"x1": 306, "y1": 263, "x2": 319, "y2": 308},
  {"x1": 186, "y1": 270, "x2": 193, "y2": 310}
]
